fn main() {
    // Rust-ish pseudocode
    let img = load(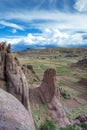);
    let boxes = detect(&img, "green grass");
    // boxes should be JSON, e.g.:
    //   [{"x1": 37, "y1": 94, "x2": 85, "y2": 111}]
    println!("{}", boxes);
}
[
  {"x1": 57, "y1": 83, "x2": 80, "y2": 96},
  {"x1": 30, "y1": 101, "x2": 50, "y2": 130},
  {"x1": 80, "y1": 74, "x2": 87, "y2": 79},
  {"x1": 68, "y1": 106, "x2": 87, "y2": 120},
  {"x1": 60, "y1": 123, "x2": 87, "y2": 130},
  {"x1": 17, "y1": 55, "x2": 87, "y2": 130},
  {"x1": 41, "y1": 120, "x2": 56, "y2": 130},
  {"x1": 40, "y1": 64, "x2": 47, "y2": 70},
  {"x1": 58, "y1": 82, "x2": 65, "y2": 86},
  {"x1": 56, "y1": 67, "x2": 69, "y2": 75}
]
